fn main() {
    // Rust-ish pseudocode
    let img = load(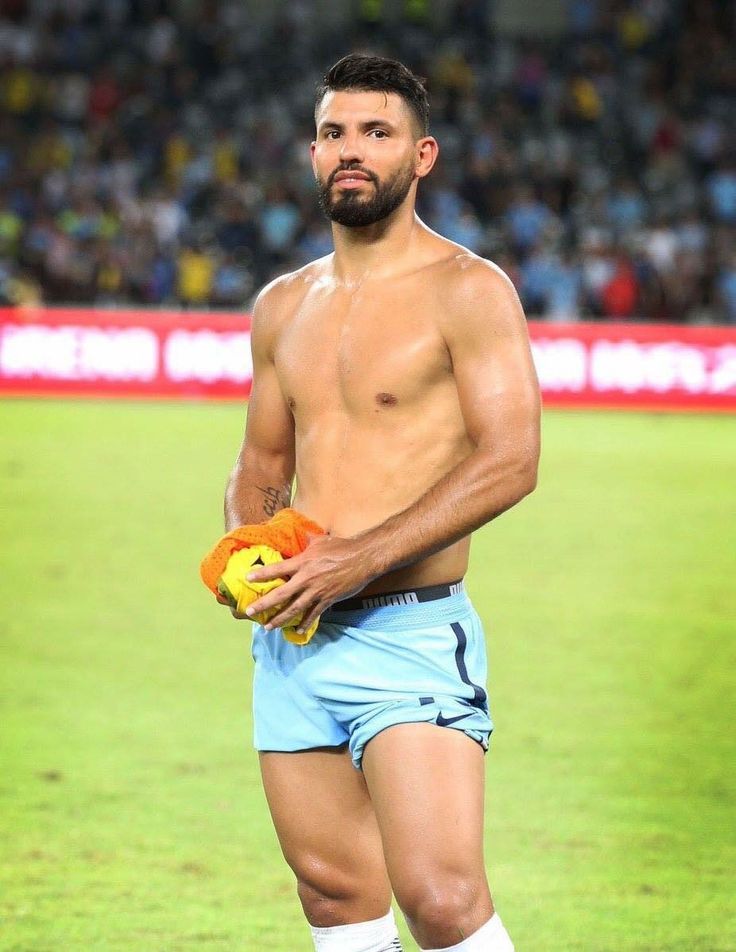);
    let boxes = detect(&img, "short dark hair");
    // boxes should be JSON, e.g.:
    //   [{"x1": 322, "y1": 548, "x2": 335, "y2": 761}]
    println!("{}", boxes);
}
[{"x1": 315, "y1": 54, "x2": 430, "y2": 136}]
